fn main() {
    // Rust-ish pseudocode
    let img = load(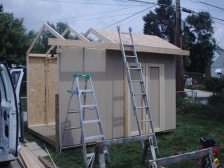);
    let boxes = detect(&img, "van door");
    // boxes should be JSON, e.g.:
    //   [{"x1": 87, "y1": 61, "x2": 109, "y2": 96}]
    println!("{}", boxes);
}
[
  {"x1": 0, "y1": 62, "x2": 18, "y2": 162},
  {"x1": 10, "y1": 68, "x2": 24, "y2": 140}
]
